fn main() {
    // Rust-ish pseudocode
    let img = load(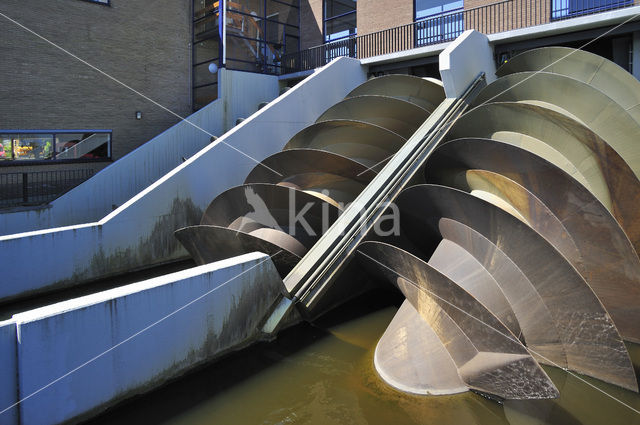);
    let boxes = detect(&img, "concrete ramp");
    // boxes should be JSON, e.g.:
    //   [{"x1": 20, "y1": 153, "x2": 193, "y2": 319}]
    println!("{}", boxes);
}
[{"x1": 0, "y1": 57, "x2": 367, "y2": 302}]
